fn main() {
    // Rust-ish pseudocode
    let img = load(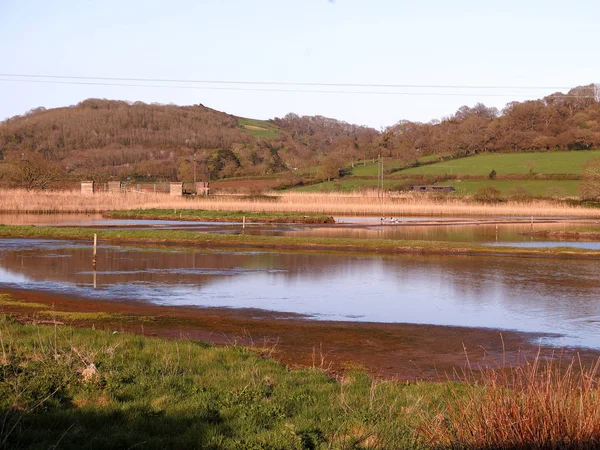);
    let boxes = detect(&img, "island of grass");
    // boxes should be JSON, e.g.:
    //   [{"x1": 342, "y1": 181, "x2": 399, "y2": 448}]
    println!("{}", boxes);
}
[
  {"x1": 103, "y1": 208, "x2": 335, "y2": 224},
  {"x1": 522, "y1": 228, "x2": 600, "y2": 240},
  {"x1": 2, "y1": 224, "x2": 600, "y2": 259}
]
